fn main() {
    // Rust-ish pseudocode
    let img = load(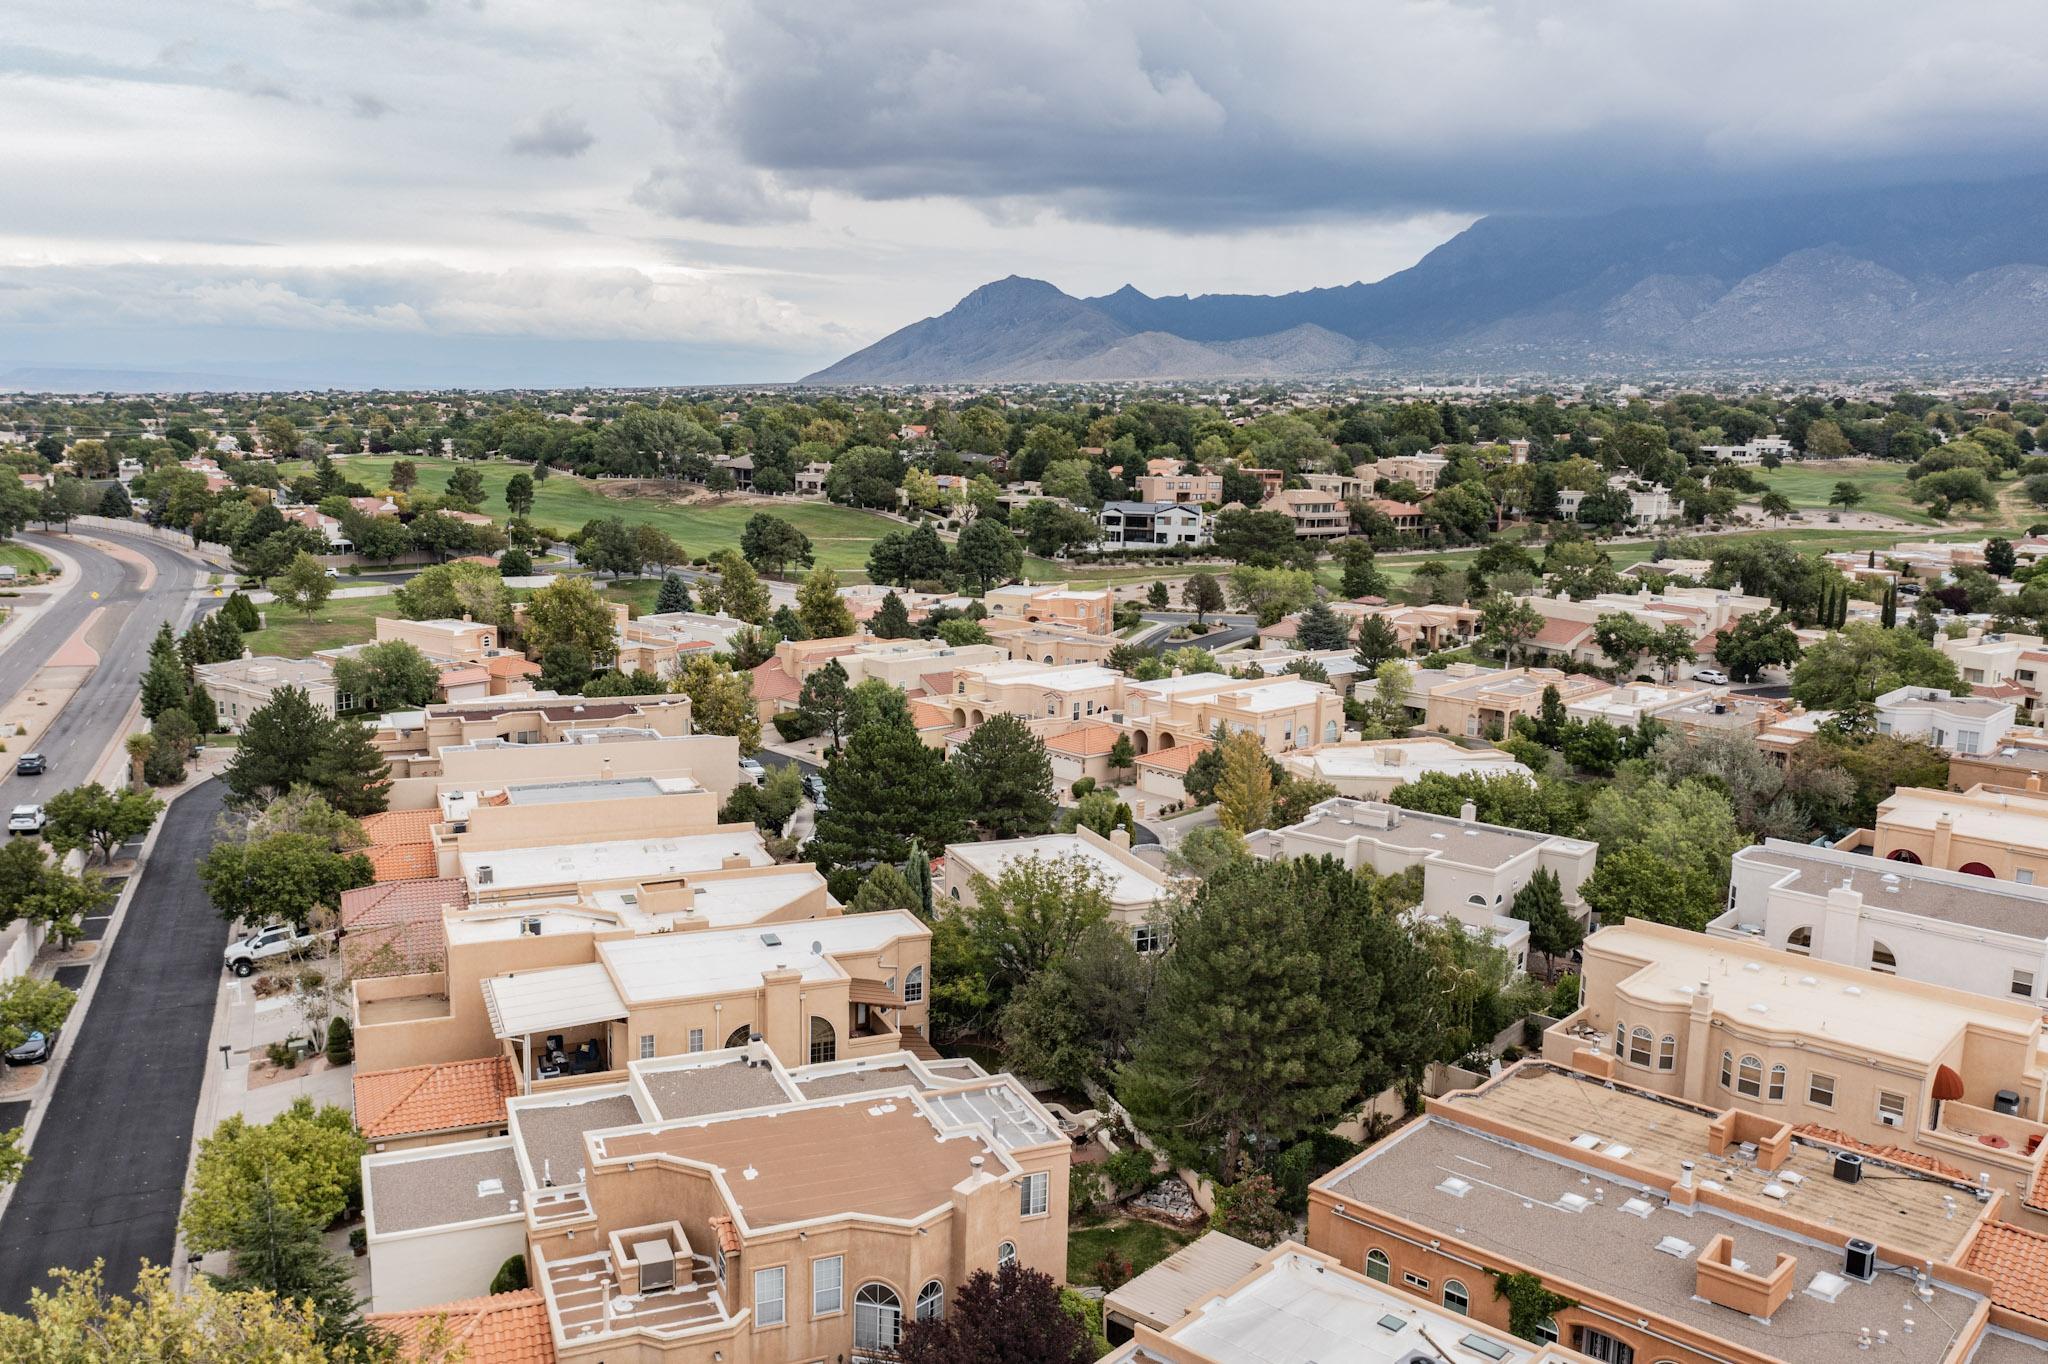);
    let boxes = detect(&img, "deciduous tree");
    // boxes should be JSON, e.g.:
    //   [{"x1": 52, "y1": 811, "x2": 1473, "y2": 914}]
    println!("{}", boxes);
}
[
  {"x1": 268, "y1": 552, "x2": 332, "y2": 618},
  {"x1": 180, "y1": 1097, "x2": 365, "y2": 1256},
  {"x1": 41, "y1": 783, "x2": 163, "y2": 866}
]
